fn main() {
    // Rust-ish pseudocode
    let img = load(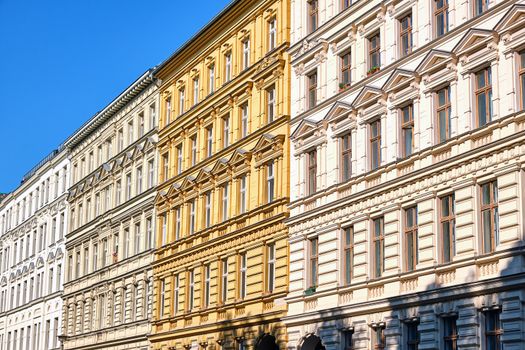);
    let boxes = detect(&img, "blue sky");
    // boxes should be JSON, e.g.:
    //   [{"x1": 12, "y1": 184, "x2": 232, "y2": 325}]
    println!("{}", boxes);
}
[{"x1": 0, "y1": 0, "x2": 231, "y2": 193}]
